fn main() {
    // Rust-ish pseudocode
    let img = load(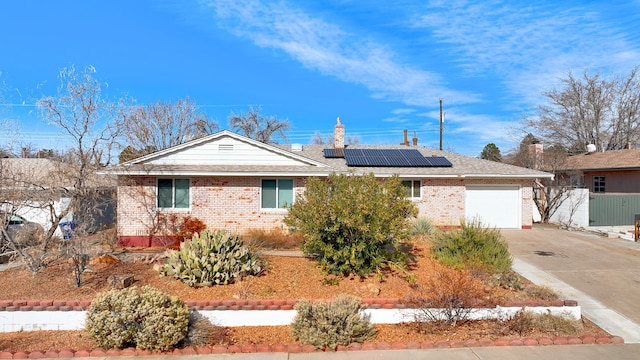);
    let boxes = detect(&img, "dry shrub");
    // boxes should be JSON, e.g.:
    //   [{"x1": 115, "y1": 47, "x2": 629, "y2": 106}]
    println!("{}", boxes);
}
[
  {"x1": 89, "y1": 254, "x2": 120, "y2": 265},
  {"x1": 525, "y1": 285, "x2": 559, "y2": 300},
  {"x1": 180, "y1": 311, "x2": 226, "y2": 347},
  {"x1": 242, "y1": 227, "x2": 303, "y2": 249},
  {"x1": 291, "y1": 295, "x2": 375, "y2": 350},
  {"x1": 407, "y1": 263, "x2": 495, "y2": 329},
  {"x1": 504, "y1": 310, "x2": 582, "y2": 336}
]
